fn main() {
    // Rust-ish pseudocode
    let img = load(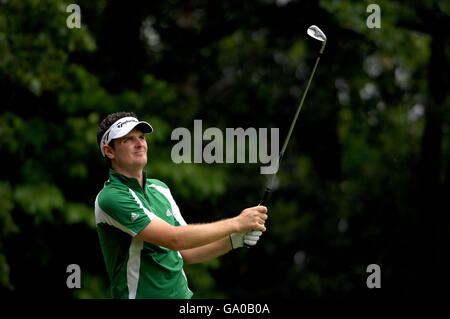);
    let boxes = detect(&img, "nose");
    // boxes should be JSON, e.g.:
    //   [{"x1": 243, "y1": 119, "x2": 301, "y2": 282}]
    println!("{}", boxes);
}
[{"x1": 134, "y1": 137, "x2": 146, "y2": 148}]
